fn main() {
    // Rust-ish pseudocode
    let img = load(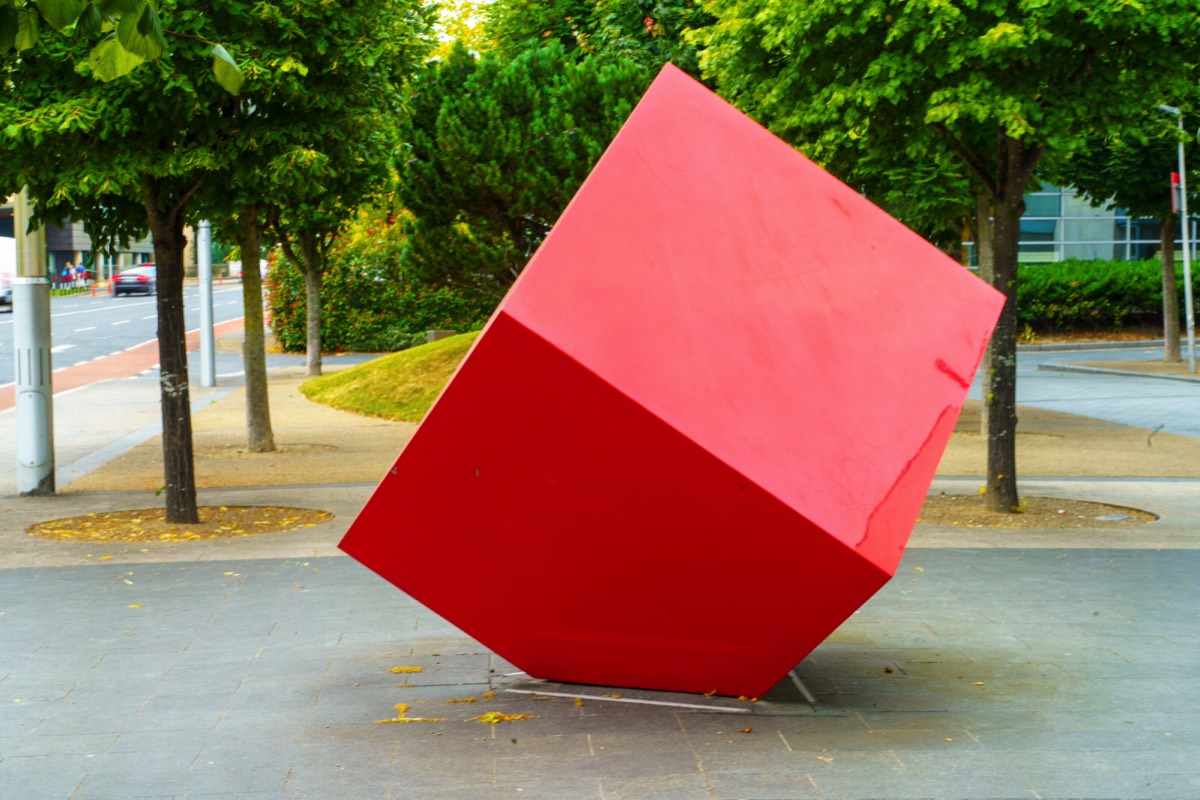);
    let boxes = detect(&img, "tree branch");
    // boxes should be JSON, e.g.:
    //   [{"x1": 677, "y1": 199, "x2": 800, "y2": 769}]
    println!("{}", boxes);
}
[{"x1": 933, "y1": 123, "x2": 997, "y2": 199}]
